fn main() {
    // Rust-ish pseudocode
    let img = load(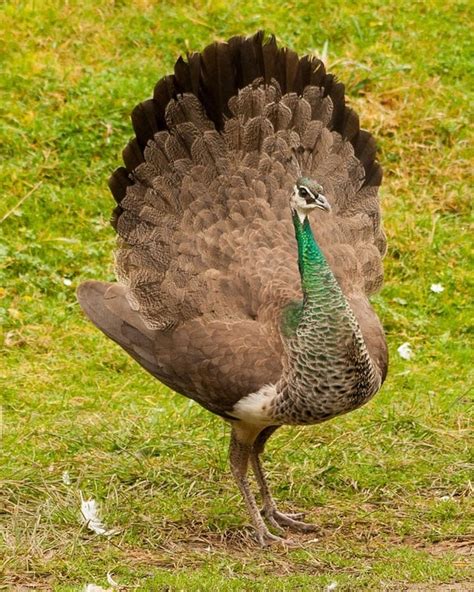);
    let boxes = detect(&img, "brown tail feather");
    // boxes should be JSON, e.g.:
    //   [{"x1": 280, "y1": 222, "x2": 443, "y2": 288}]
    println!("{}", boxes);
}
[
  {"x1": 109, "y1": 32, "x2": 382, "y2": 207},
  {"x1": 108, "y1": 33, "x2": 386, "y2": 330}
]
